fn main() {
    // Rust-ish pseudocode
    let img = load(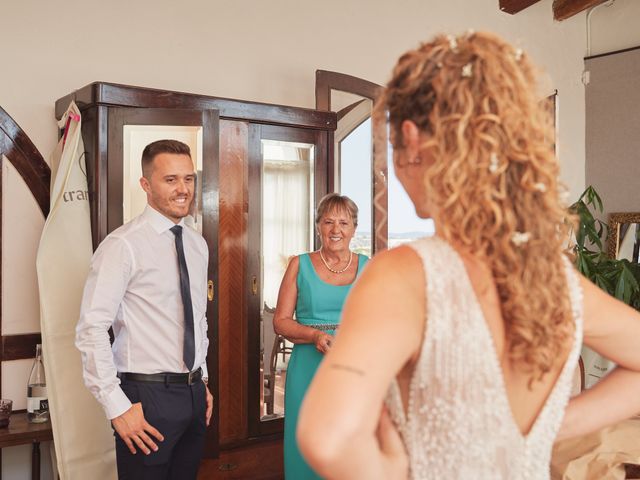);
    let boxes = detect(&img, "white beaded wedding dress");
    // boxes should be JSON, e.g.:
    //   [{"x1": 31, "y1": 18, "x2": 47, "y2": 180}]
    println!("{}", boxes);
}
[{"x1": 386, "y1": 236, "x2": 583, "y2": 480}]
